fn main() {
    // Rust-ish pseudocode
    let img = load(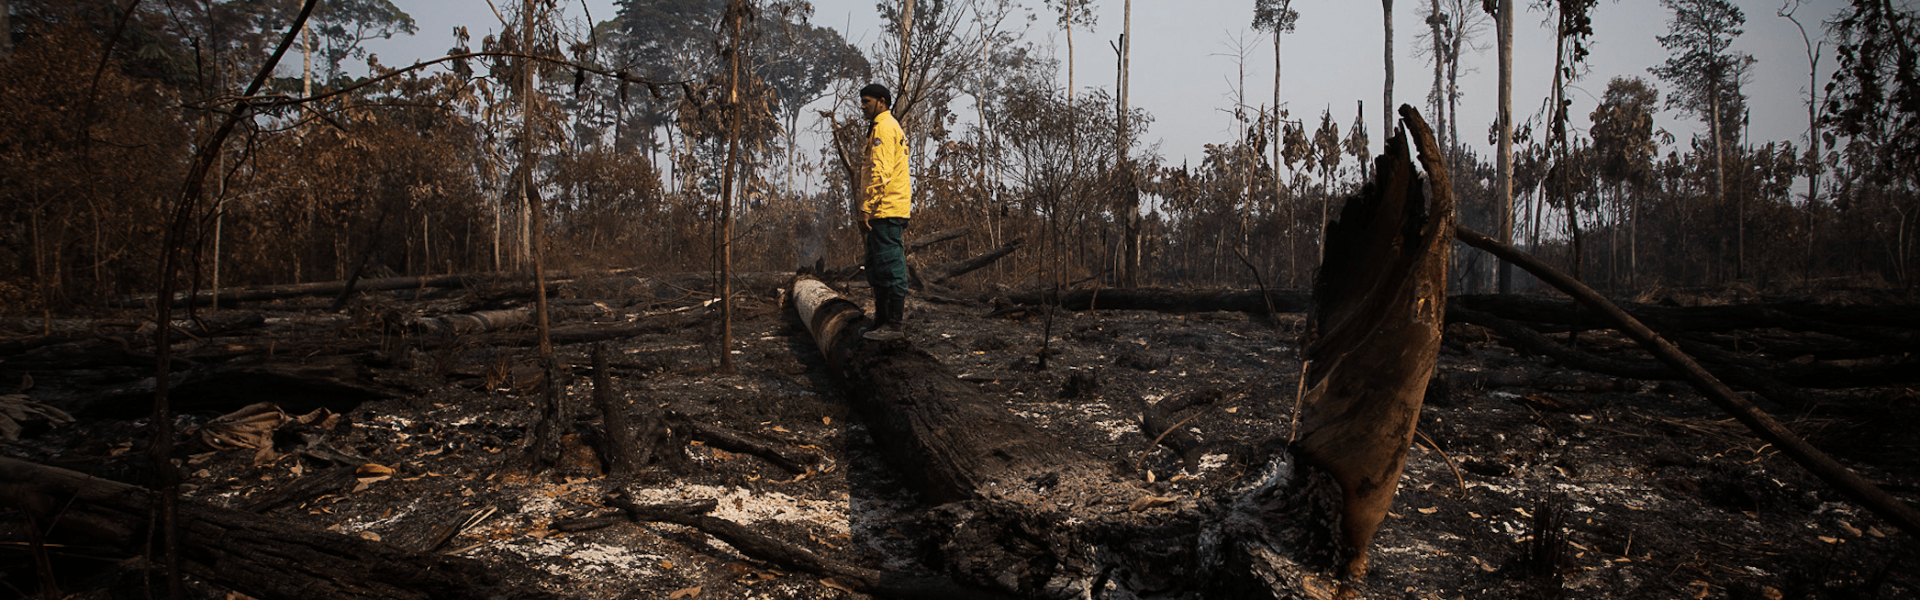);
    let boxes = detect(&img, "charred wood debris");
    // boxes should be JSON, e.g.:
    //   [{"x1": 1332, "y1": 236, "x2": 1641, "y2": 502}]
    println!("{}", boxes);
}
[{"x1": 4, "y1": 114, "x2": 1918, "y2": 598}]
